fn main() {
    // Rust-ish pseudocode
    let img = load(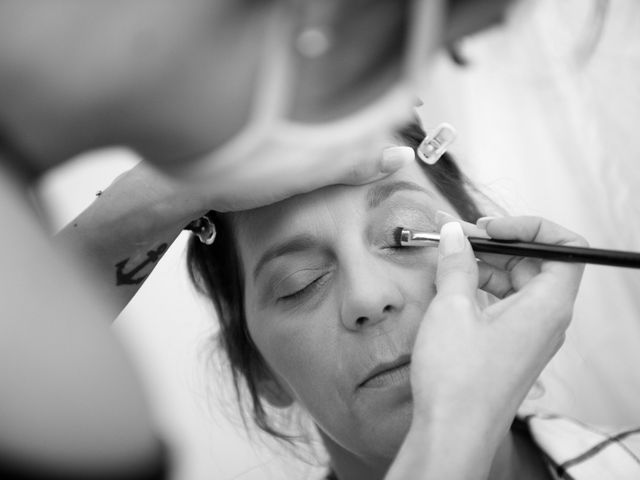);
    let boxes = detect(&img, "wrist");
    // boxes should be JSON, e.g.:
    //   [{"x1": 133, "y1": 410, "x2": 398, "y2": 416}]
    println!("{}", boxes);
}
[
  {"x1": 111, "y1": 164, "x2": 209, "y2": 231},
  {"x1": 416, "y1": 399, "x2": 509, "y2": 450},
  {"x1": 387, "y1": 406, "x2": 506, "y2": 480}
]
